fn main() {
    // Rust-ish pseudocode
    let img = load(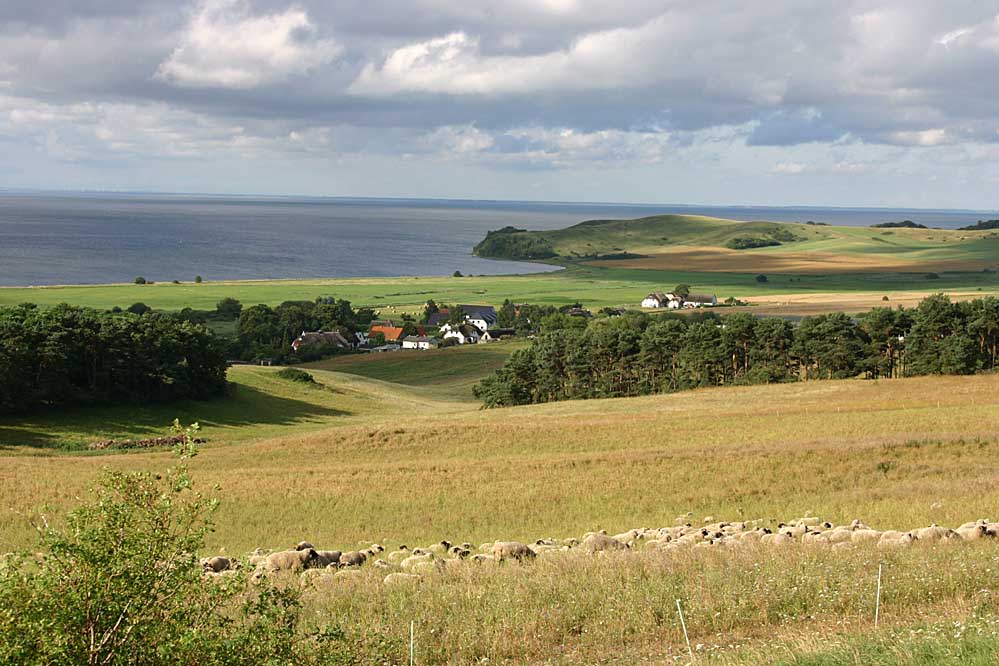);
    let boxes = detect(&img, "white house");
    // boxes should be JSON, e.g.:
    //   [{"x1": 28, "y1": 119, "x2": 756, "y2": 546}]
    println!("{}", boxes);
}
[
  {"x1": 641, "y1": 292, "x2": 682, "y2": 309},
  {"x1": 683, "y1": 293, "x2": 718, "y2": 308},
  {"x1": 456, "y1": 304, "x2": 498, "y2": 331},
  {"x1": 441, "y1": 322, "x2": 482, "y2": 344},
  {"x1": 402, "y1": 335, "x2": 439, "y2": 350}
]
